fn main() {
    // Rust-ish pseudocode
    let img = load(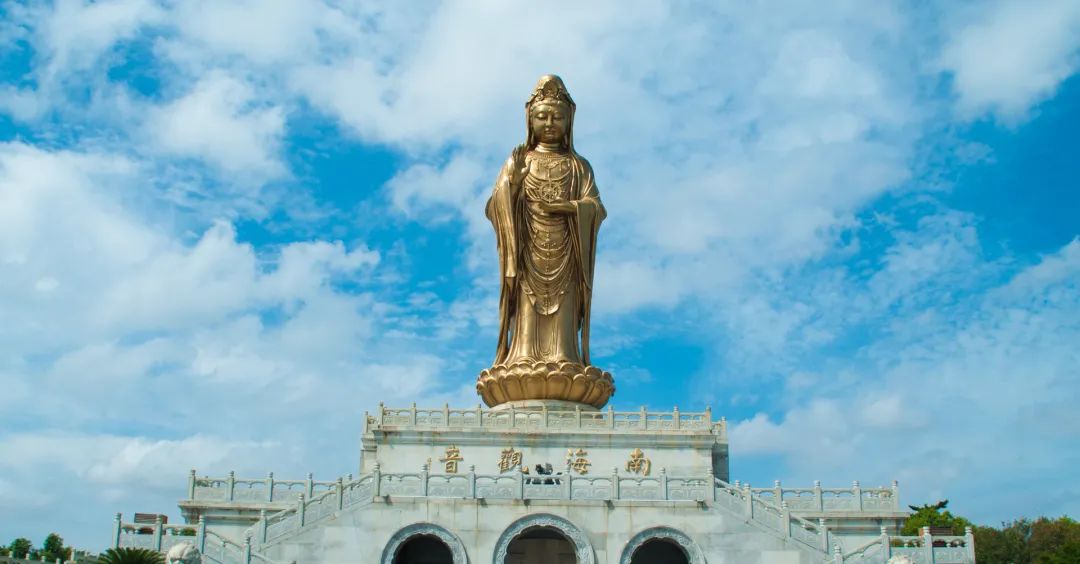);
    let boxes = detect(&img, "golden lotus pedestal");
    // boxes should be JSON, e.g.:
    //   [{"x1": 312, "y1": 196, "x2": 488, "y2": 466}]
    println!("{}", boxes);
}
[{"x1": 476, "y1": 359, "x2": 615, "y2": 408}]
